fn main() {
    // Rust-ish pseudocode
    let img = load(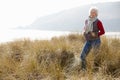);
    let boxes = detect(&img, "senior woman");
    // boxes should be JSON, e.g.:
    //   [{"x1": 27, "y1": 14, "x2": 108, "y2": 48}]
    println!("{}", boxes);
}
[{"x1": 80, "y1": 7, "x2": 105, "y2": 71}]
